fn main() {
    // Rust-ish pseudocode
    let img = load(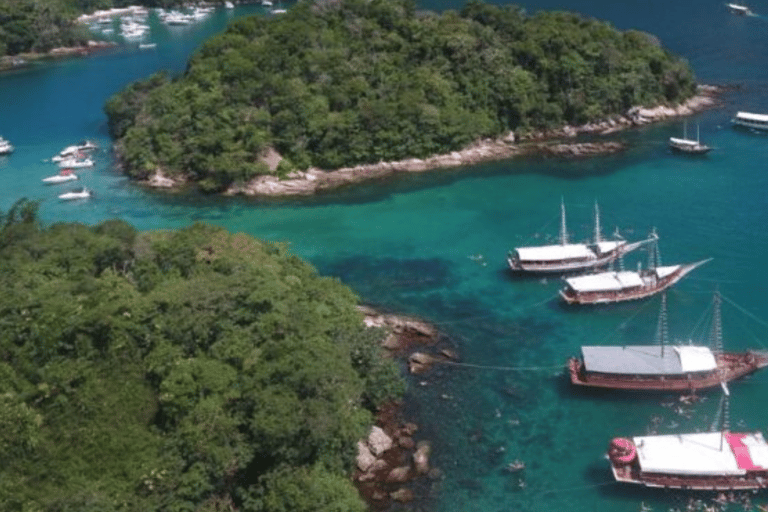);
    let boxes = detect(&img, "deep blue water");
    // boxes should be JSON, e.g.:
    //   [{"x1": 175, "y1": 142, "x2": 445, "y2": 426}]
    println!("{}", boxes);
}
[{"x1": 2, "y1": 2, "x2": 768, "y2": 511}]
